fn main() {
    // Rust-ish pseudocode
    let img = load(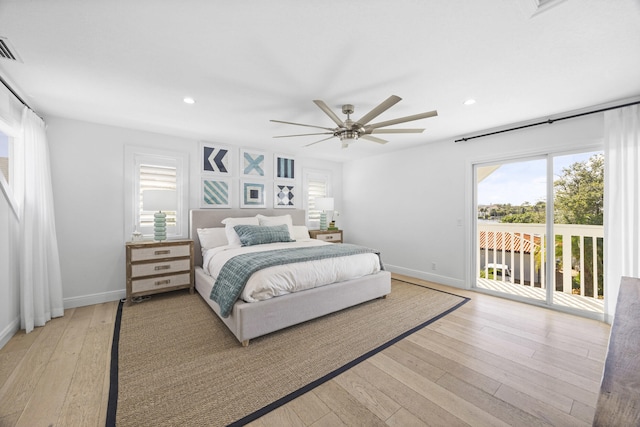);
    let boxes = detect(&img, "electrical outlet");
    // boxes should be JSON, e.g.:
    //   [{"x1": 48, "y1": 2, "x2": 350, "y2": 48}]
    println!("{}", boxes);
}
[{"x1": 431, "y1": 262, "x2": 436, "y2": 270}]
